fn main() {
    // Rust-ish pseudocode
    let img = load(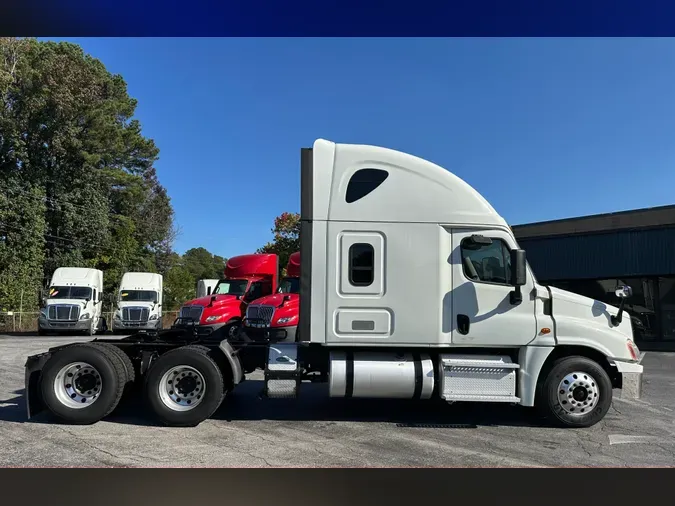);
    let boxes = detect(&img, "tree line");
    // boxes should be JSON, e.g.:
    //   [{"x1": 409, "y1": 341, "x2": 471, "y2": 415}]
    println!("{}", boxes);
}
[{"x1": 0, "y1": 38, "x2": 299, "y2": 313}]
